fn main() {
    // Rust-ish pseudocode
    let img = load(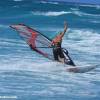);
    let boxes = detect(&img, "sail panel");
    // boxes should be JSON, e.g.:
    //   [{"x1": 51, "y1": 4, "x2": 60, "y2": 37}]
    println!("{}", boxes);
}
[{"x1": 10, "y1": 24, "x2": 54, "y2": 60}]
